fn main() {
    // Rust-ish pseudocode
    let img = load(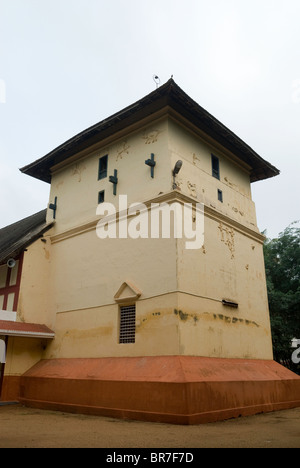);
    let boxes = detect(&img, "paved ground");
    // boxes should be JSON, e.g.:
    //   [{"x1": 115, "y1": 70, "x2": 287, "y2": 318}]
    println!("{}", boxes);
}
[{"x1": 0, "y1": 404, "x2": 299, "y2": 448}]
